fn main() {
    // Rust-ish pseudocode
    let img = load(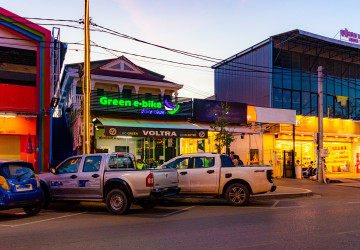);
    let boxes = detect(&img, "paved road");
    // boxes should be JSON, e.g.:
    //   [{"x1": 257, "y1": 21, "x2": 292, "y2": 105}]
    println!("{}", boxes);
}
[{"x1": 1, "y1": 180, "x2": 359, "y2": 249}]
